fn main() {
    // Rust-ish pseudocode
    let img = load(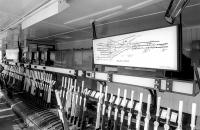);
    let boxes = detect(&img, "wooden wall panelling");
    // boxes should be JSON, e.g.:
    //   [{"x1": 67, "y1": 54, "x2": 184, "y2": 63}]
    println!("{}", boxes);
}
[
  {"x1": 82, "y1": 49, "x2": 93, "y2": 71},
  {"x1": 54, "y1": 51, "x2": 63, "y2": 67},
  {"x1": 73, "y1": 50, "x2": 83, "y2": 69},
  {"x1": 62, "y1": 50, "x2": 74, "y2": 68}
]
